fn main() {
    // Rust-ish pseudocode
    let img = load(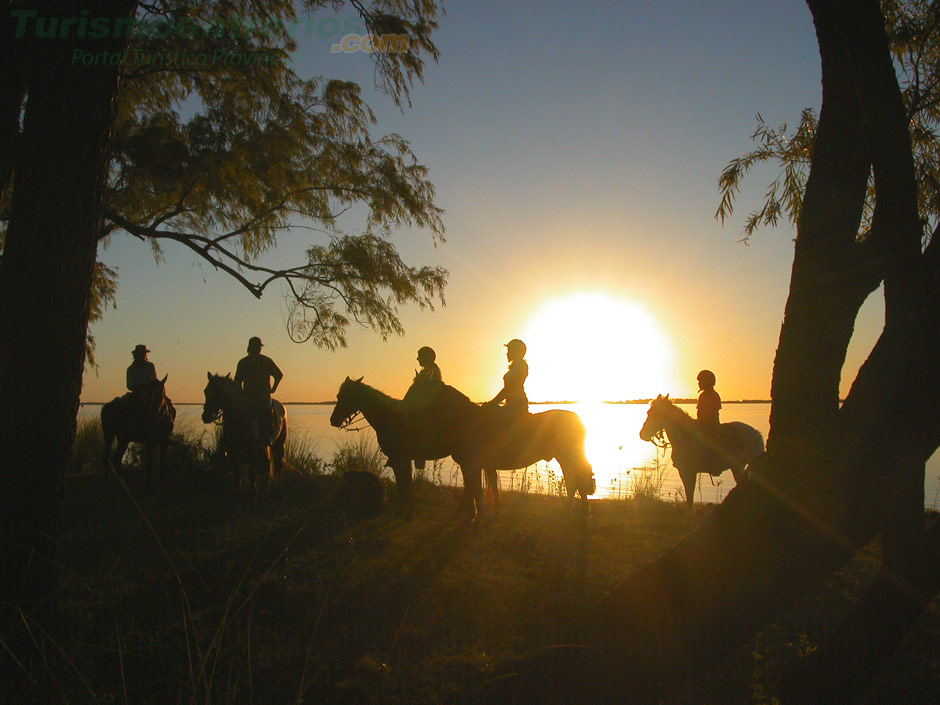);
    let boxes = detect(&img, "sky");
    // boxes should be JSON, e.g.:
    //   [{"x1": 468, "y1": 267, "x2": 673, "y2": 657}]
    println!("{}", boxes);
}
[{"x1": 80, "y1": 0, "x2": 888, "y2": 404}]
